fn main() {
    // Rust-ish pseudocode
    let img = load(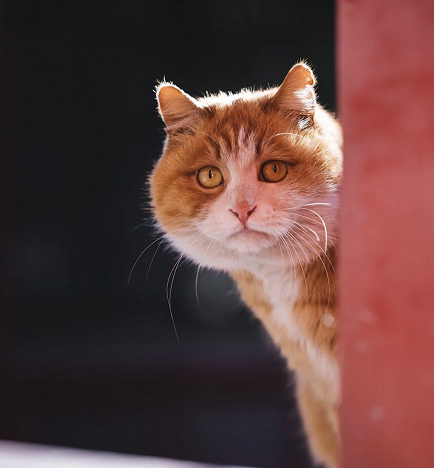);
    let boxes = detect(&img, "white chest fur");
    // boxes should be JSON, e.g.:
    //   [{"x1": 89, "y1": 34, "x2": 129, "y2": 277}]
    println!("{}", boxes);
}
[{"x1": 253, "y1": 265, "x2": 339, "y2": 398}]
